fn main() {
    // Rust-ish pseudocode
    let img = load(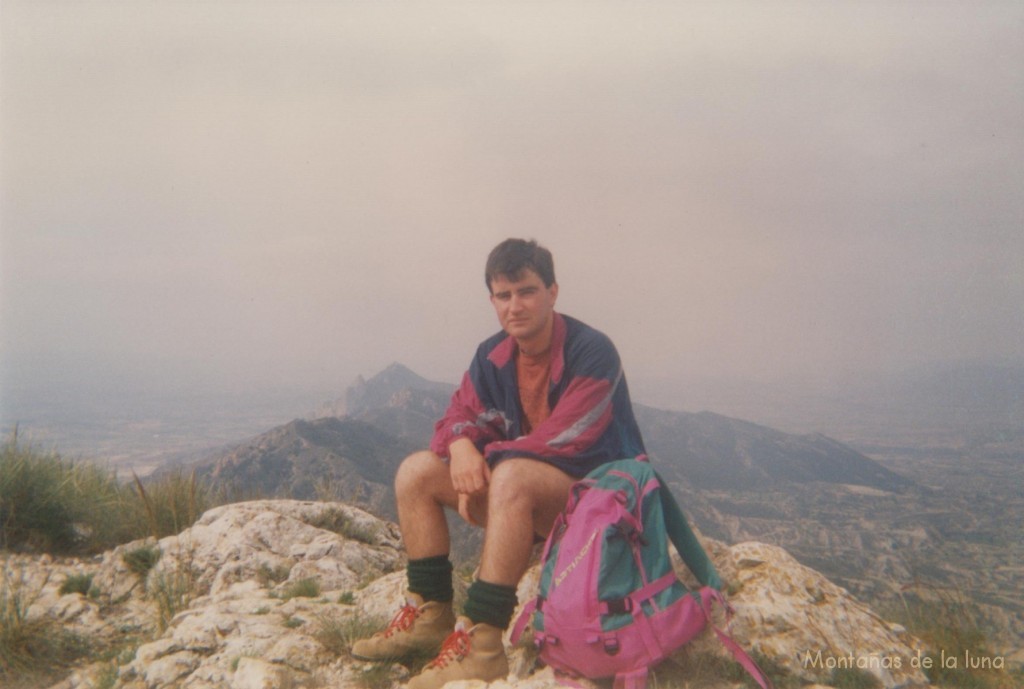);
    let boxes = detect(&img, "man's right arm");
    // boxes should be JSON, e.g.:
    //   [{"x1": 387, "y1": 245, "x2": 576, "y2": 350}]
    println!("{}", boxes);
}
[
  {"x1": 430, "y1": 352, "x2": 504, "y2": 525},
  {"x1": 429, "y1": 352, "x2": 506, "y2": 459}
]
